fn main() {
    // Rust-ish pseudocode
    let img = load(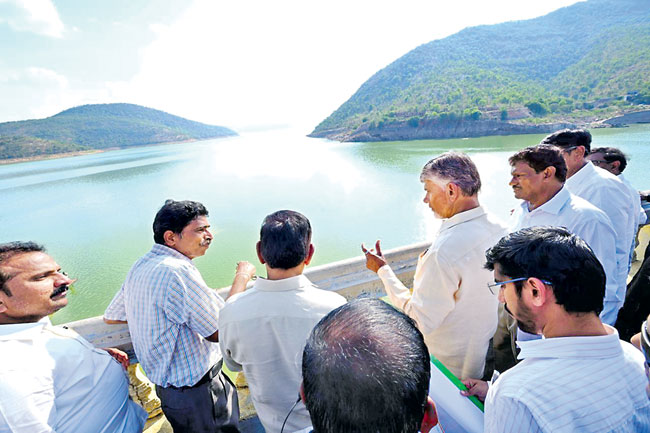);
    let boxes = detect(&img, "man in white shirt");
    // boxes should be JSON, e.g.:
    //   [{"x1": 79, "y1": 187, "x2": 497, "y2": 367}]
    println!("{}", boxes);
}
[
  {"x1": 0, "y1": 241, "x2": 147, "y2": 433},
  {"x1": 299, "y1": 298, "x2": 440, "y2": 433},
  {"x1": 363, "y1": 152, "x2": 507, "y2": 380},
  {"x1": 508, "y1": 145, "x2": 619, "y2": 324},
  {"x1": 541, "y1": 129, "x2": 637, "y2": 324},
  {"x1": 463, "y1": 227, "x2": 650, "y2": 432},
  {"x1": 491, "y1": 145, "x2": 620, "y2": 372},
  {"x1": 219, "y1": 210, "x2": 346, "y2": 433},
  {"x1": 587, "y1": 146, "x2": 648, "y2": 244}
]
